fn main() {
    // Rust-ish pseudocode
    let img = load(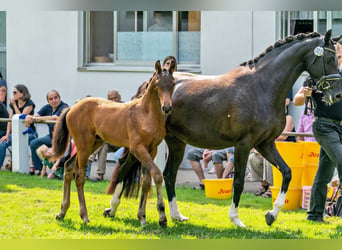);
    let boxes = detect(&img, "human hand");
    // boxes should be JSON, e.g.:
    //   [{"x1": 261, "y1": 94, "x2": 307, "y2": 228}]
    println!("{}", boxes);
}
[
  {"x1": 9, "y1": 97, "x2": 16, "y2": 105},
  {"x1": 0, "y1": 135, "x2": 8, "y2": 143},
  {"x1": 302, "y1": 87, "x2": 312, "y2": 97},
  {"x1": 25, "y1": 115, "x2": 33, "y2": 127},
  {"x1": 202, "y1": 149, "x2": 212, "y2": 162}
]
